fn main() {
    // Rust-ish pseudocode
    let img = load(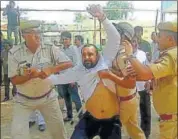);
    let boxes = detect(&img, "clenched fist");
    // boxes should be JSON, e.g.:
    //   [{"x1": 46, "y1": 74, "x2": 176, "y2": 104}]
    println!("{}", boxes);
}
[{"x1": 86, "y1": 4, "x2": 106, "y2": 21}]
